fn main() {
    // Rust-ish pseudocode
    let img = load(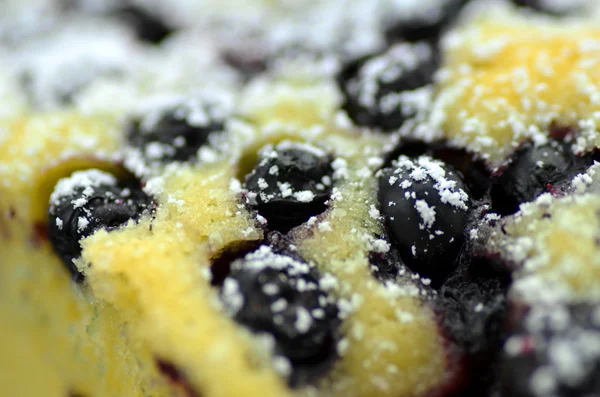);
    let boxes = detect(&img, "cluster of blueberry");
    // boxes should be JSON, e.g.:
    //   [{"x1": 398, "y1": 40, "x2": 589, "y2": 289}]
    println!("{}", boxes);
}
[{"x1": 44, "y1": 1, "x2": 599, "y2": 395}]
